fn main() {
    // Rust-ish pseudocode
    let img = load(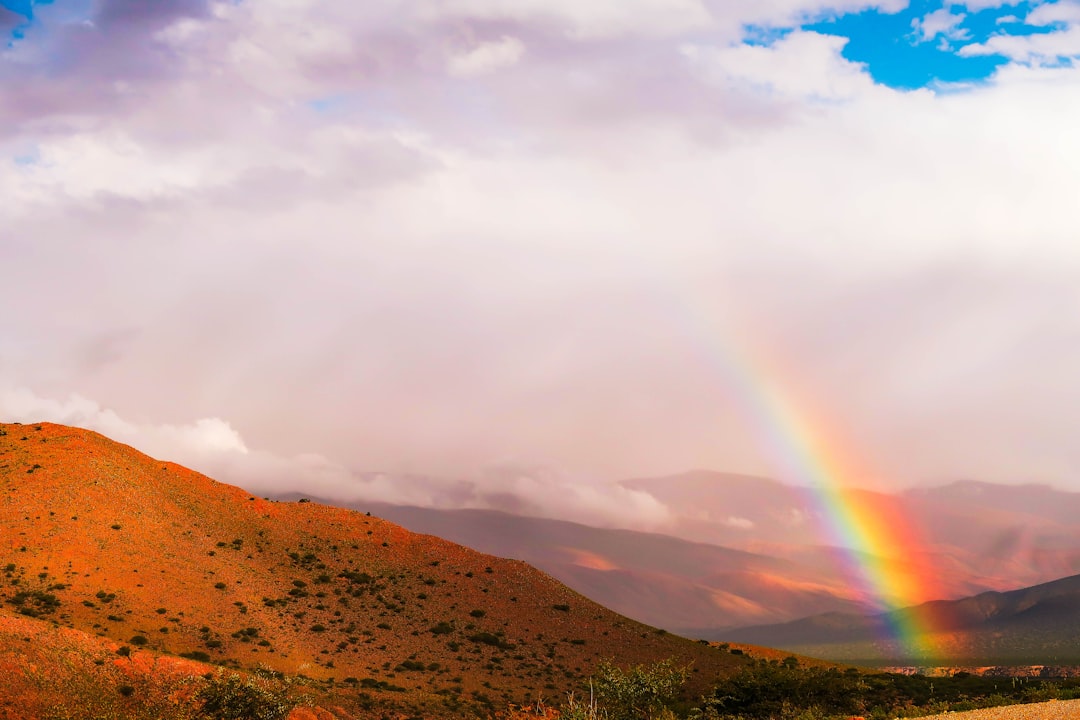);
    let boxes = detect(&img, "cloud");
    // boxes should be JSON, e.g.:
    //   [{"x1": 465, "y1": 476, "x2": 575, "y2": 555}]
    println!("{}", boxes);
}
[
  {"x1": 423, "y1": 0, "x2": 714, "y2": 38},
  {"x1": 3, "y1": 0, "x2": 1080, "y2": 512},
  {"x1": 0, "y1": 5, "x2": 23, "y2": 30},
  {"x1": 911, "y1": 8, "x2": 968, "y2": 44},
  {"x1": 447, "y1": 36, "x2": 525, "y2": 76},
  {"x1": 959, "y1": 1, "x2": 1080, "y2": 63},
  {"x1": 956, "y1": 0, "x2": 1011, "y2": 9},
  {"x1": 0, "y1": 387, "x2": 247, "y2": 460},
  {"x1": 0, "y1": 386, "x2": 671, "y2": 528},
  {"x1": 1027, "y1": 1, "x2": 1080, "y2": 26},
  {"x1": 683, "y1": 31, "x2": 878, "y2": 102},
  {"x1": 725, "y1": 516, "x2": 756, "y2": 529},
  {"x1": 959, "y1": 25, "x2": 1080, "y2": 62}
]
